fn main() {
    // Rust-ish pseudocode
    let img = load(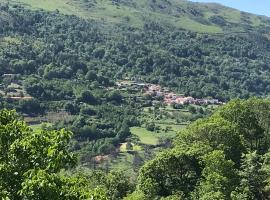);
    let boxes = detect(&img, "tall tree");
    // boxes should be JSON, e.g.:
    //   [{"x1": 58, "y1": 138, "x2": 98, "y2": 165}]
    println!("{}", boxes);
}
[{"x1": 0, "y1": 109, "x2": 108, "y2": 199}]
